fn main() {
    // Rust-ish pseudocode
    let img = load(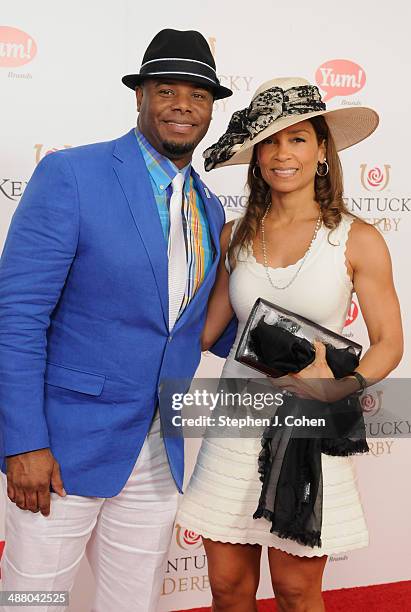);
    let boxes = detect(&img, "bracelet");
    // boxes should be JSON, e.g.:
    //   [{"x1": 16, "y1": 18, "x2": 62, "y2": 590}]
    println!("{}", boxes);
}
[{"x1": 347, "y1": 371, "x2": 367, "y2": 393}]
